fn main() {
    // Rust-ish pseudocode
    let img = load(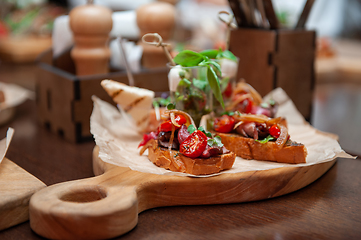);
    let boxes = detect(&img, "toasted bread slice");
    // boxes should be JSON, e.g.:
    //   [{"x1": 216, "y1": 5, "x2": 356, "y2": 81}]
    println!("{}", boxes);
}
[
  {"x1": 216, "y1": 133, "x2": 307, "y2": 164},
  {"x1": 146, "y1": 139, "x2": 236, "y2": 175},
  {"x1": 101, "y1": 79, "x2": 154, "y2": 132}
]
